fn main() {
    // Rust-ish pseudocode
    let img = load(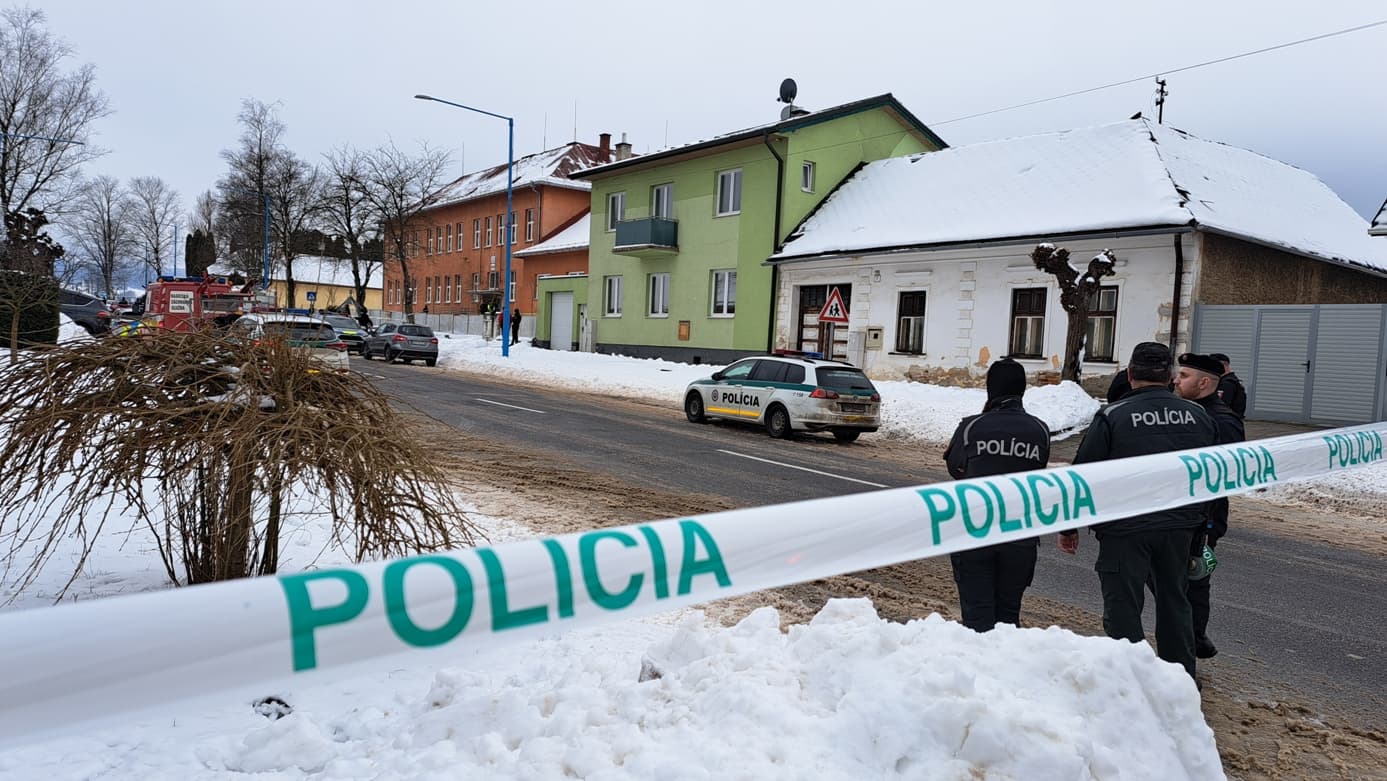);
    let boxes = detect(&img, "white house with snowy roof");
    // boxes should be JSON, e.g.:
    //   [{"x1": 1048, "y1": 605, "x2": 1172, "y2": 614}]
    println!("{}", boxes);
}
[{"x1": 769, "y1": 119, "x2": 1387, "y2": 421}]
